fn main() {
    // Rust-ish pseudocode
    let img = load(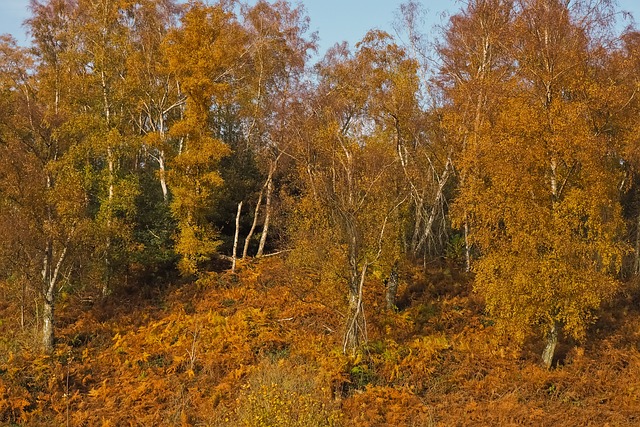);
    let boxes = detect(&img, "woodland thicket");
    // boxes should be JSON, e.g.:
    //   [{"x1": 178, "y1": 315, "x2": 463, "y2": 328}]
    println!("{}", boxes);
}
[{"x1": 1, "y1": 0, "x2": 640, "y2": 425}]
